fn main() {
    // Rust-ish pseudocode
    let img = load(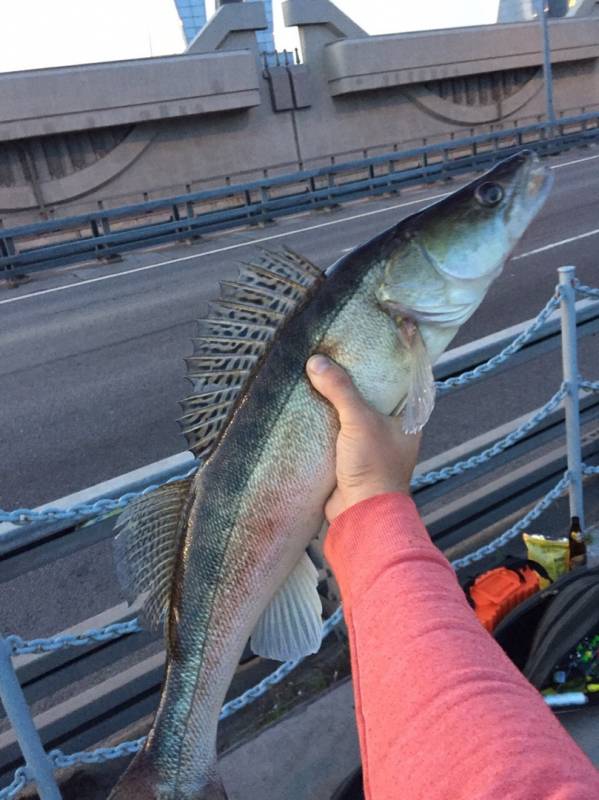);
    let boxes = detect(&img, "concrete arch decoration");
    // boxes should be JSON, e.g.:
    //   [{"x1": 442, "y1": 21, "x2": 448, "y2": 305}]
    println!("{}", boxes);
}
[
  {"x1": 403, "y1": 68, "x2": 544, "y2": 125},
  {"x1": 0, "y1": 125, "x2": 157, "y2": 212}
]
